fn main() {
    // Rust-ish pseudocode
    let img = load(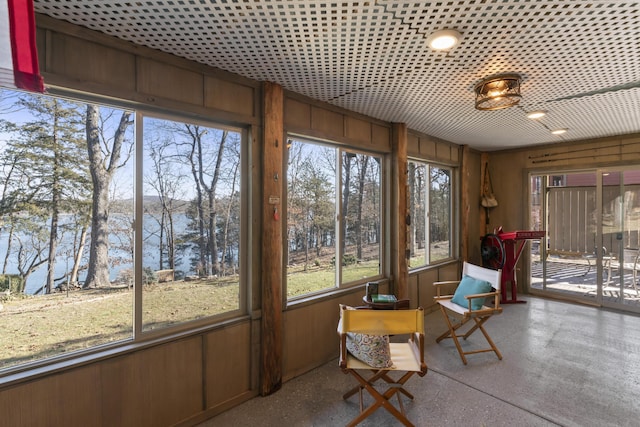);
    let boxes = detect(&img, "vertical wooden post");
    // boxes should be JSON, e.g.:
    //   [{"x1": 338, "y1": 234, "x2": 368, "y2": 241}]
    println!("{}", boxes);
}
[
  {"x1": 261, "y1": 81, "x2": 283, "y2": 396},
  {"x1": 461, "y1": 145, "x2": 470, "y2": 262},
  {"x1": 392, "y1": 123, "x2": 408, "y2": 299},
  {"x1": 480, "y1": 152, "x2": 489, "y2": 236}
]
